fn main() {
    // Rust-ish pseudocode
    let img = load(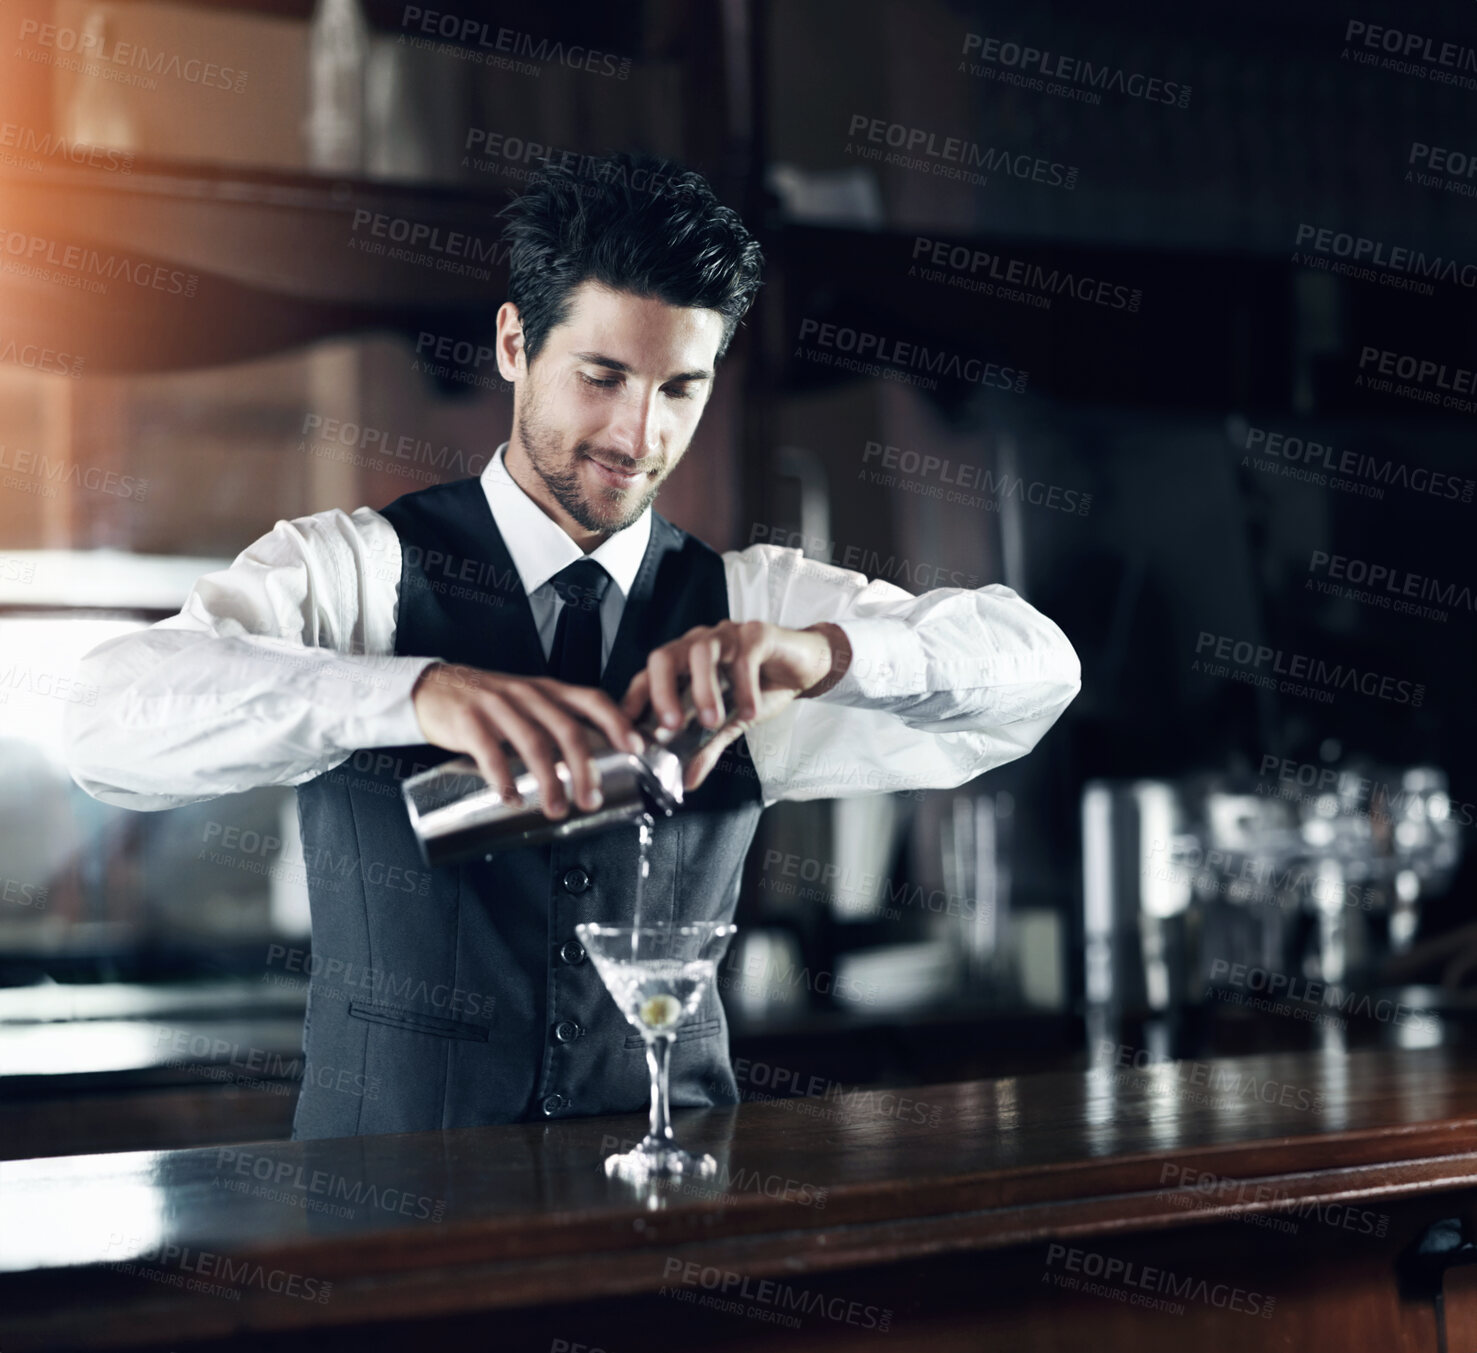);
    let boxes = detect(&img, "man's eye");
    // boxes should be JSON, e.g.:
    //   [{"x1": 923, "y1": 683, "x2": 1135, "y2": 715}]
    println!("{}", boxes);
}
[
  {"x1": 580, "y1": 373, "x2": 619, "y2": 389},
  {"x1": 665, "y1": 386, "x2": 694, "y2": 400}
]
